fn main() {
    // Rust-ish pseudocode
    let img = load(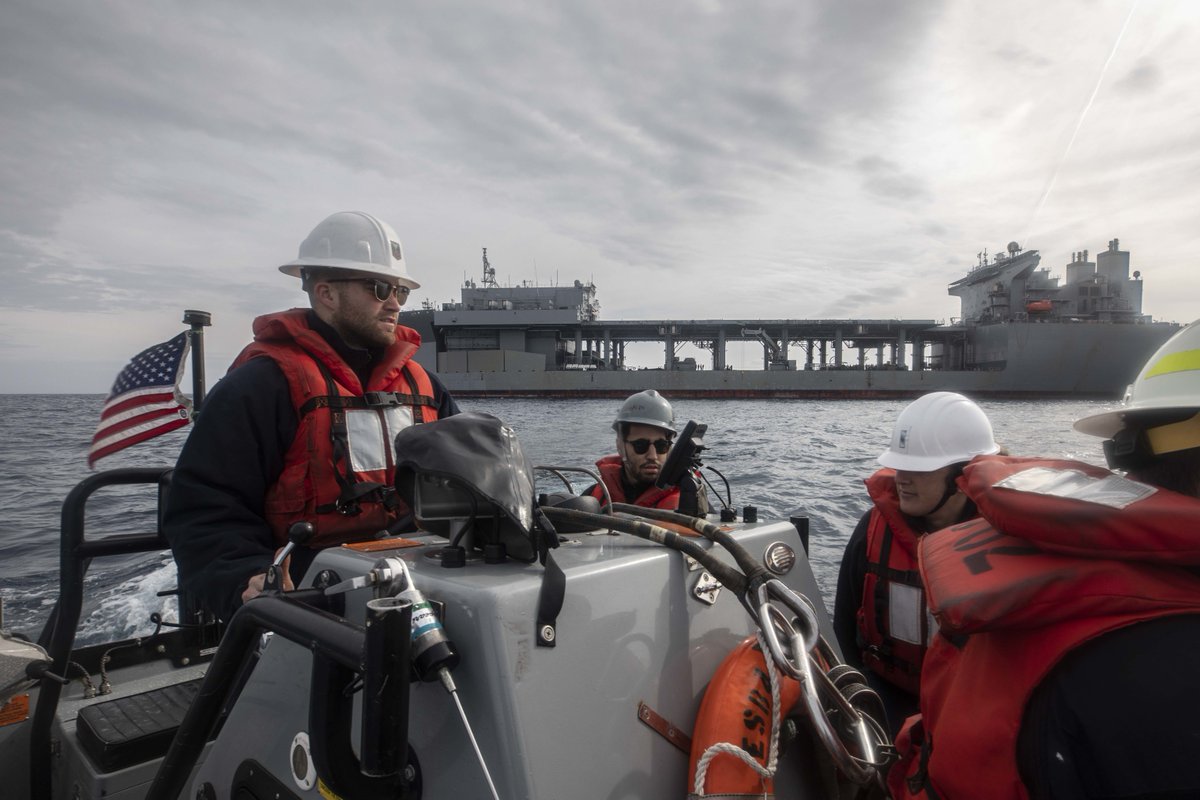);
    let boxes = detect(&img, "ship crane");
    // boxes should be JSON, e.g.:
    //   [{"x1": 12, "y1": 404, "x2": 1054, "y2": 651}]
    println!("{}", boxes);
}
[{"x1": 741, "y1": 328, "x2": 795, "y2": 371}]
